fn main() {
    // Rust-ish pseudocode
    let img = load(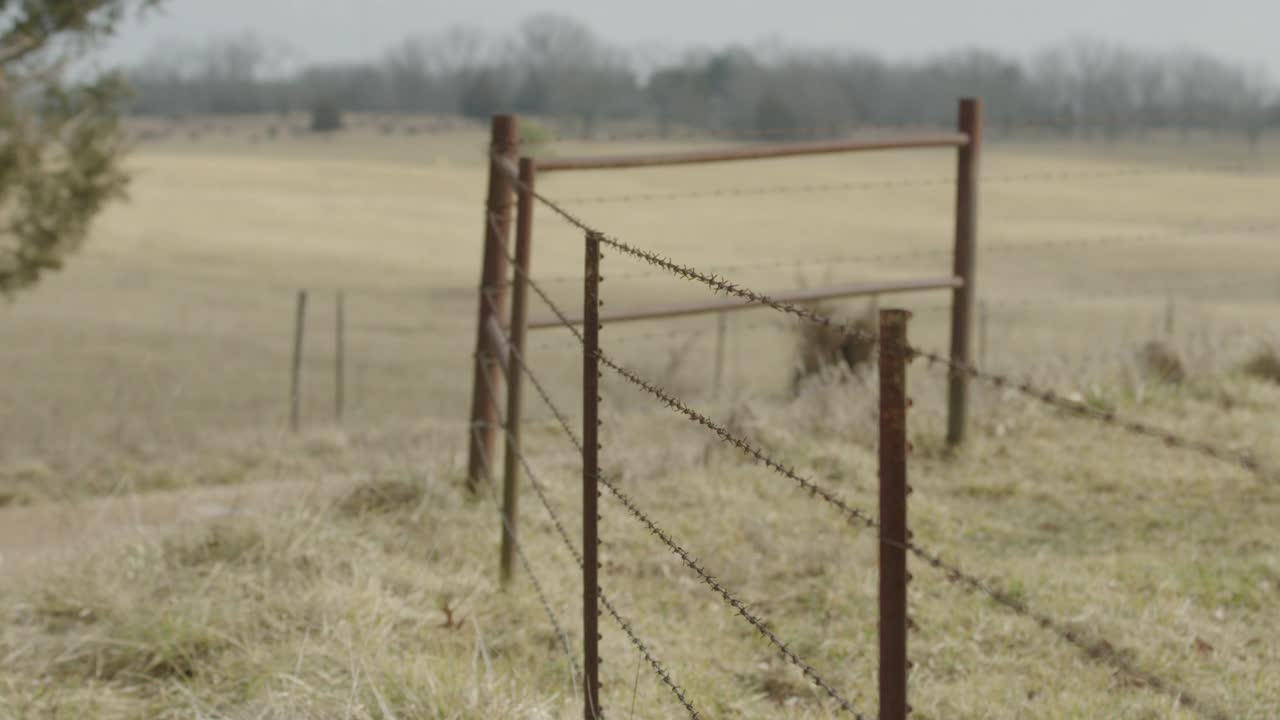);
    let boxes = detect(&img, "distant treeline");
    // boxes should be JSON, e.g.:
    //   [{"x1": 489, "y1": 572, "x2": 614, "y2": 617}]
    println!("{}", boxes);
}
[{"x1": 124, "y1": 13, "x2": 1280, "y2": 142}]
